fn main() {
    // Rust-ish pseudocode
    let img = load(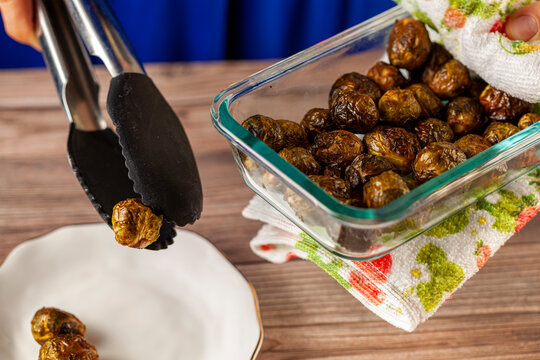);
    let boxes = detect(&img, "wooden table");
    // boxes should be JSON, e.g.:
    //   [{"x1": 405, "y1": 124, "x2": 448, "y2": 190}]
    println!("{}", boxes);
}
[{"x1": 1, "y1": 62, "x2": 539, "y2": 359}]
